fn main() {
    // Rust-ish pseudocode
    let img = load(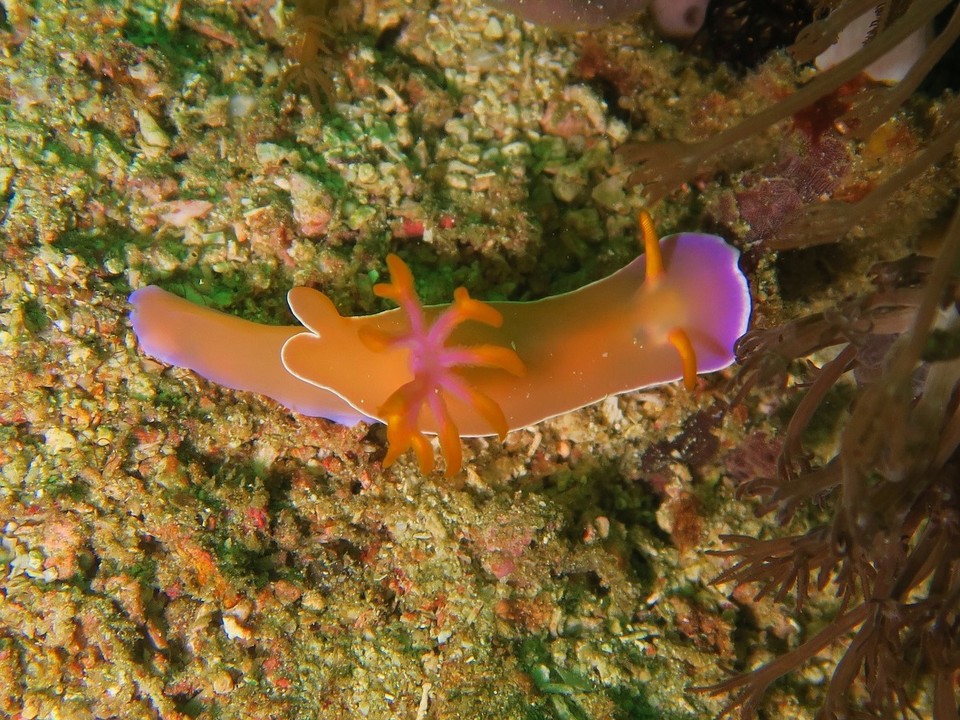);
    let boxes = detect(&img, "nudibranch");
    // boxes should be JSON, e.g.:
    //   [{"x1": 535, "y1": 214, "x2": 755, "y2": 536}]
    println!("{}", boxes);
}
[{"x1": 129, "y1": 212, "x2": 751, "y2": 476}]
